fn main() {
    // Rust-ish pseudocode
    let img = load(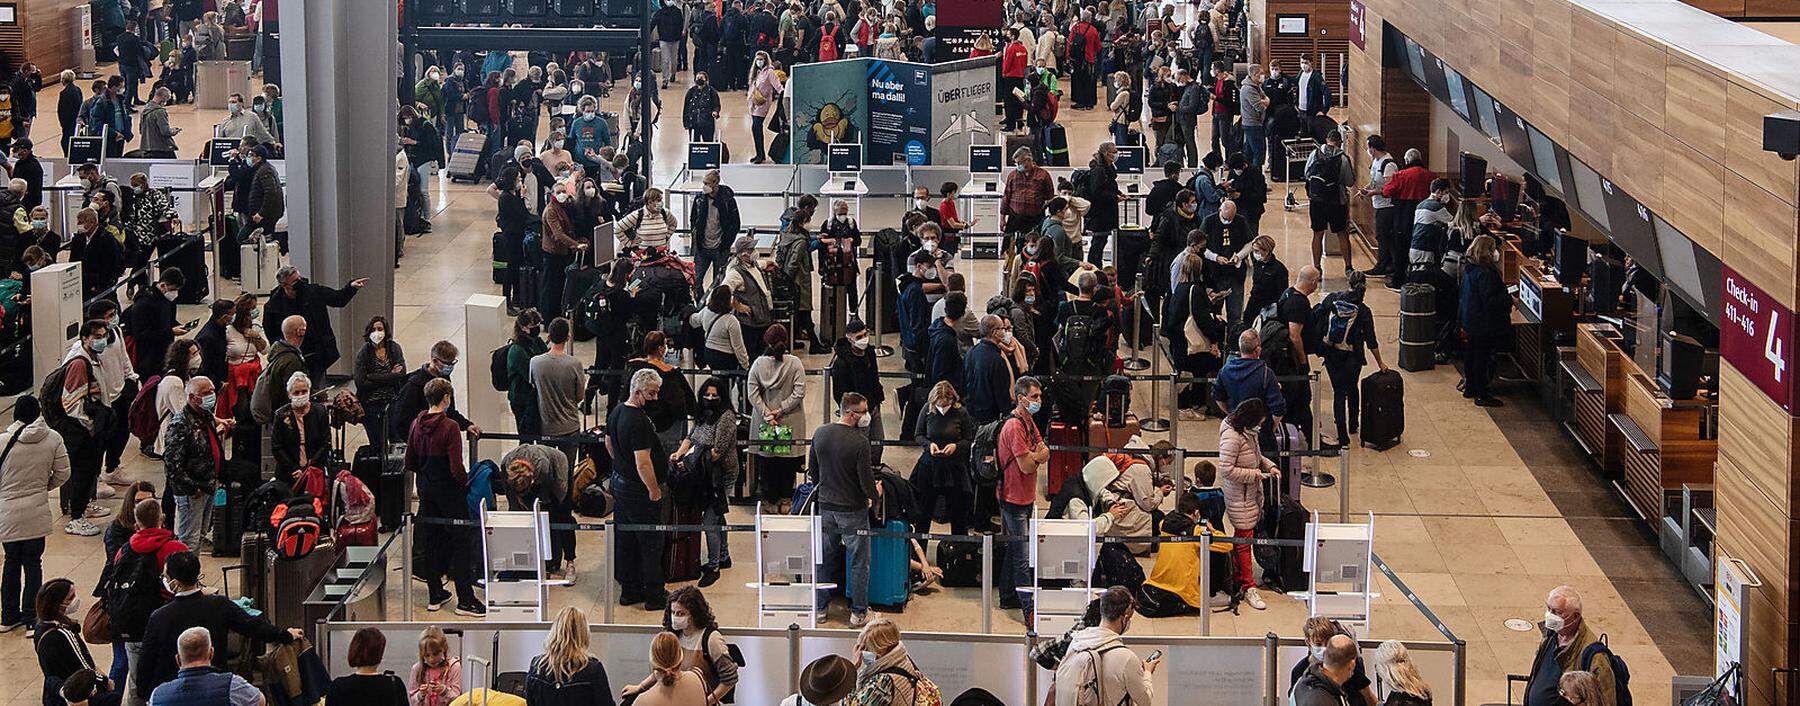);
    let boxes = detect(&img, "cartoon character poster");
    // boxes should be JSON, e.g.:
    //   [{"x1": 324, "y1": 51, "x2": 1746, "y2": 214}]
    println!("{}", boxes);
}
[{"x1": 790, "y1": 59, "x2": 870, "y2": 165}]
